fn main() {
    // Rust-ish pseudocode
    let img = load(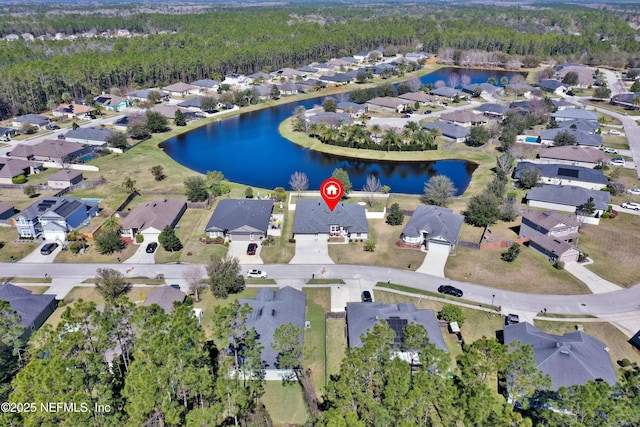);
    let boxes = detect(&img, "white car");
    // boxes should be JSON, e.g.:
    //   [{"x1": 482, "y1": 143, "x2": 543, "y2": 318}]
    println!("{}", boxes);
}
[
  {"x1": 603, "y1": 147, "x2": 618, "y2": 154},
  {"x1": 621, "y1": 202, "x2": 640, "y2": 211},
  {"x1": 610, "y1": 158, "x2": 626, "y2": 166},
  {"x1": 626, "y1": 188, "x2": 640, "y2": 196},
  {"x1": 608, "y1": 129, "x2": 622, "y2": 135},
  {"x1": 247, "y1": 269, "x2": 268, "y2": 278}
]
